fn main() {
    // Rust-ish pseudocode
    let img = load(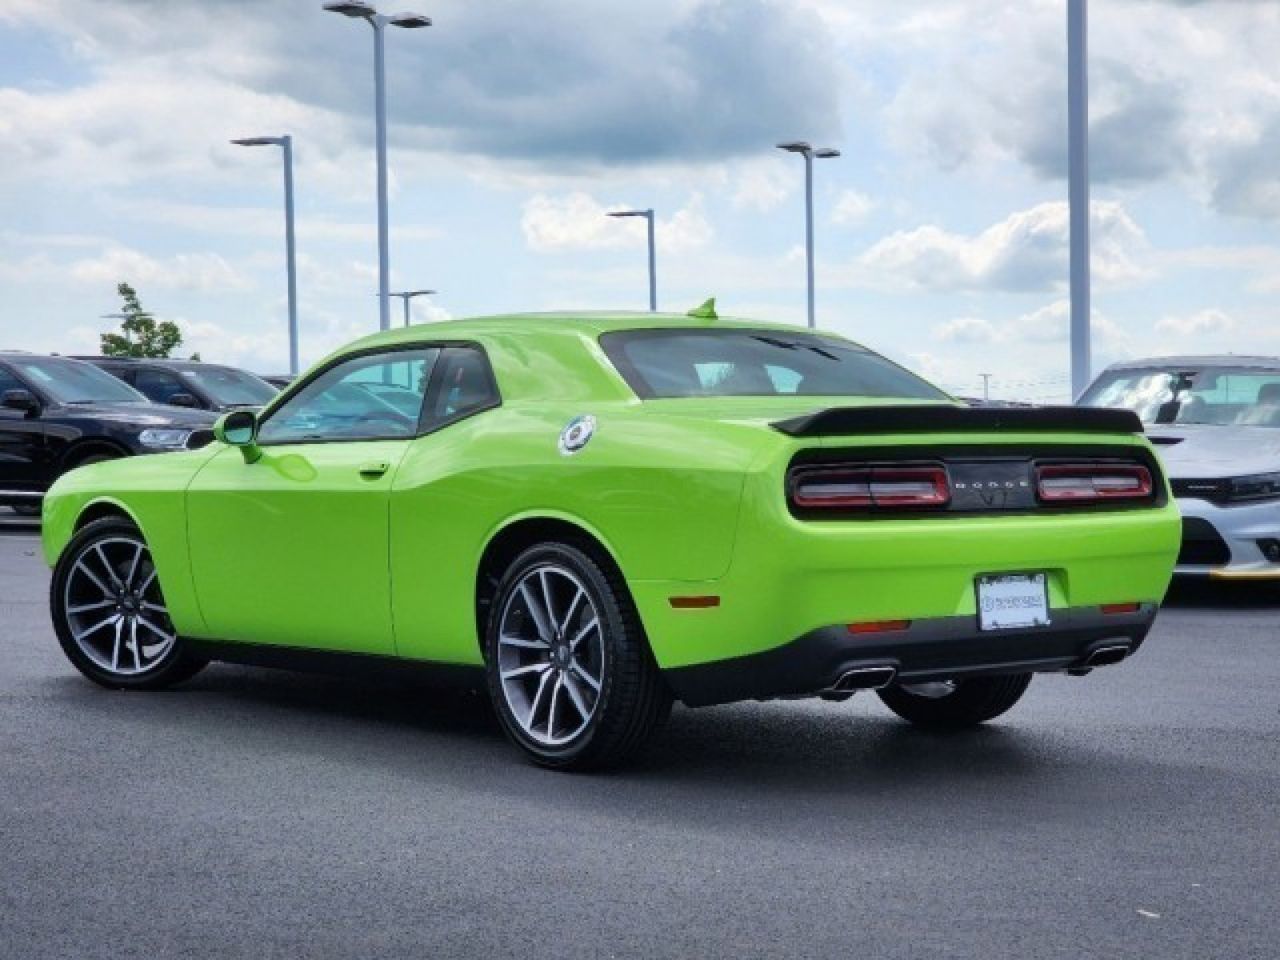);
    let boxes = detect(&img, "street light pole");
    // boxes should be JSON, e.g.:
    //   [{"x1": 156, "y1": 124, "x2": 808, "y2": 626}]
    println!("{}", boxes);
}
[
  {"x1": 1068, "y1": 0, "x2": 1091, "y2": 398},
  {"x1": 778, "y1": 141, "x2": 840, "y2": 329},
  {"x1": 231, "y1": 135, "x2": 299, "y2": 375},
  {"x1": 387, "y1": 289, "x2": 437, "y2": 327},
  {"x1": 323, "y1": 2, "x2": 431, "y2": 332},
  {"x1": 606, "y1": 209, "x2": 657, "y2": 311}
]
